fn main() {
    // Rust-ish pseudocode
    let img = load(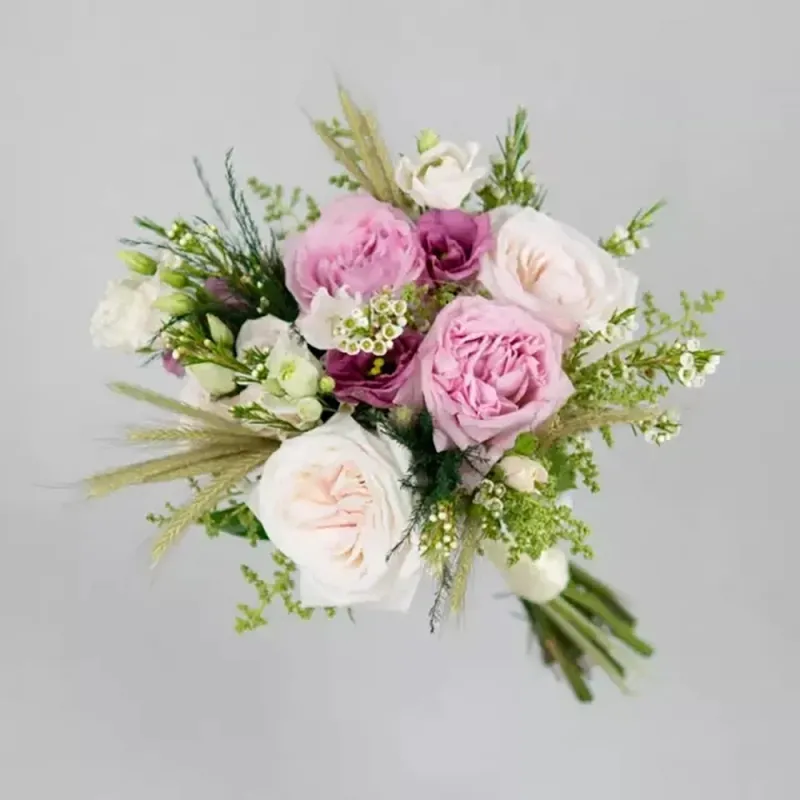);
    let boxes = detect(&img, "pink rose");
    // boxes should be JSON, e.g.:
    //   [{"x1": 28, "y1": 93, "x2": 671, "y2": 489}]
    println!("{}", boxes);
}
[
  {"x1": 398, "y1": 296, "x2": 573, "y2": 459},
  {"x1": 285, "y1": 195, "x2": 425, "y2": 311}
]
